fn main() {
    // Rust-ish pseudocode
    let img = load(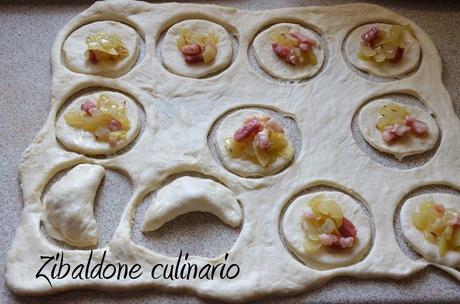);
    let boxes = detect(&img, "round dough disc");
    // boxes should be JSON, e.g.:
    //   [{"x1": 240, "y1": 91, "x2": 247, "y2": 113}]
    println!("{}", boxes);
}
[
  {"x1": 345, "y1": 23, "x2": 420, "y2": 78},
  {"x1": 253, "y1": 23, "x2": 324, "y2": 80},
  {"x1": 62, "y1": 21, "x2": 140, "y2": 77},
  {"x1": 400, "y1": 193, "x2": 460, "y2": 267},
  {"x1": 359, "y1": 98, "x2": 439, "y2": 160},
  {"x1": 161, "y1": 19, "x2": 233, "y2": 78},
  {"x1": 216, "y1": 109, "x2": 294, "y2": 177},
  {"x1": 282, "y1": 191, "x2": 371, "y2": 269},
  {"x1": 56, "y1": 91, "x2": 140, "y2": 155}
]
